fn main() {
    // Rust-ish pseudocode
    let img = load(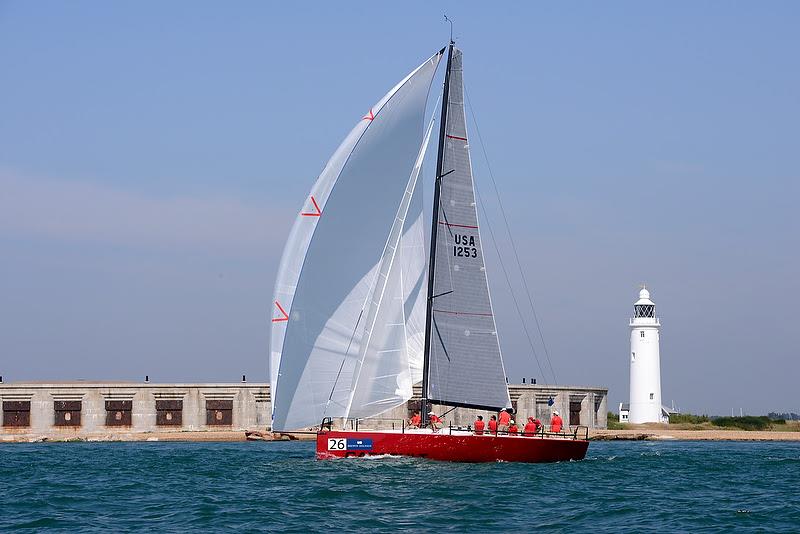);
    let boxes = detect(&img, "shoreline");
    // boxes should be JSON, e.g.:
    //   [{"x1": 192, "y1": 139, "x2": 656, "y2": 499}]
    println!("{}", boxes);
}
[
  {"x1": 590, "y1": 428, "x2": 800, "y2": 441},
  {"x1": 0, "y1": 430, "x2": 317, "y2": 443},
  {"x1": 3, "y1": 428, "x2": 800, "y2": 443}
]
